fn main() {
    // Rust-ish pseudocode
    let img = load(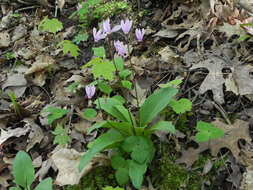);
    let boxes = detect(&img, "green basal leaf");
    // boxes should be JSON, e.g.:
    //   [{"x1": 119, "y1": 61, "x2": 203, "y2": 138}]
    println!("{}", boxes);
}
[
  {"x1": 52, "y1": 124, "x2": 72, "y2": 147},
  {"x1": 114, "y1": 105, "x2": 136, "y2": 127},
  {"x1": 131, "y1": 147, "x2": 149, "y2": 164},
  {"x1": 13, "y1": 151, "x2": 35, "y2": 188},
  {"x1": 94, "y1": 98, "x2": 125, "y2": 121},
  {"x1": 139, "y1": 87, "x2": 178, "y2": 127},
  {"x1": 111, "y1": 155, "x2": 128, "y2": 170},
  {"x1": 38, "y1": 16, "x2": 63, "y2": 35},
  {"x1": 83, "y1": 108, "x2": 97, "y2": 119},
  {"x1": 119, "y1": 69, "x2": 132, "y2": 79},
  {"x1": 78, "y1": 129, "x2": 124, "y2": 171},
  {"x1": 114, "y1": 57, "x2": 124, "y2": 71},
  {"x1": 87, "y1": 121, "x2": 108, "y2": 134},
  {"x1": 159, "y1": 79, "x2": 182, "y2": 88},
  {"x1": 169, "y1": 98, "x2": 192, "y2": 114},
  {"x1": 93, "y1": 46, "x2": 106, "y2": 58},
  {"x1": 112, "y1": 95, "x2": 126, "y2": 104},
  {"x1": 34, "y1": 177, "x2": 52, "y2": 190},
  {"x1": 41, "y1": 107, "x2": 67, "y2": 125},
  {"x1": 98, "y1": 80, "x2": 112, "y2": 95},
  {"x1": 147, "y1": 121, "x2": 176, "y2": 135},
  {"x1": 129, "y1": 160, "x2": 147, "y2": 189},
  {"x1": 121, "y1": 80, "x2": 132, "y2": 90},
  {"x1": 115, "y1": 168, "x2": 129, "y2": 186},
  {"x1": 93, "y1": 60, "x2": 116, "y2": 81}
]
